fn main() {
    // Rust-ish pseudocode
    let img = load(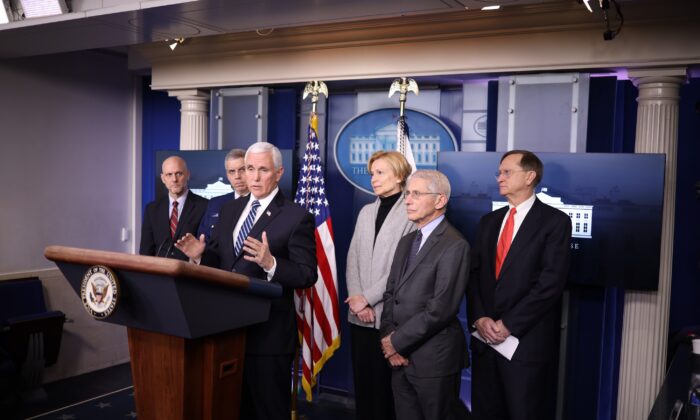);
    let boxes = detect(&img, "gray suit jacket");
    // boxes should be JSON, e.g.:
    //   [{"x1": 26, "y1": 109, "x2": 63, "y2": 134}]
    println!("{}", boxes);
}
[
  {"x1": 380, "y1": 218, "x2": 470, "y2": 377},
  {"x1": 346, "y1": 195, "x2": 415, "y2": 329}
]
